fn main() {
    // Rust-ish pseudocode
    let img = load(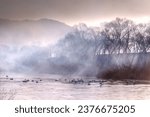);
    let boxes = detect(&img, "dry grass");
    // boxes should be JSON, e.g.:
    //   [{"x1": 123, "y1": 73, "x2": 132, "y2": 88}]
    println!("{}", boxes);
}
[
  {"x1": 0, "y1": 89, "x2": 16, "y2": 100},
  {"x1": 97, "y1": 63, "x2": 150, "y2": 80},
  {"x1": 0, "y1": 77, "x2": 16, "y2": 100}
]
